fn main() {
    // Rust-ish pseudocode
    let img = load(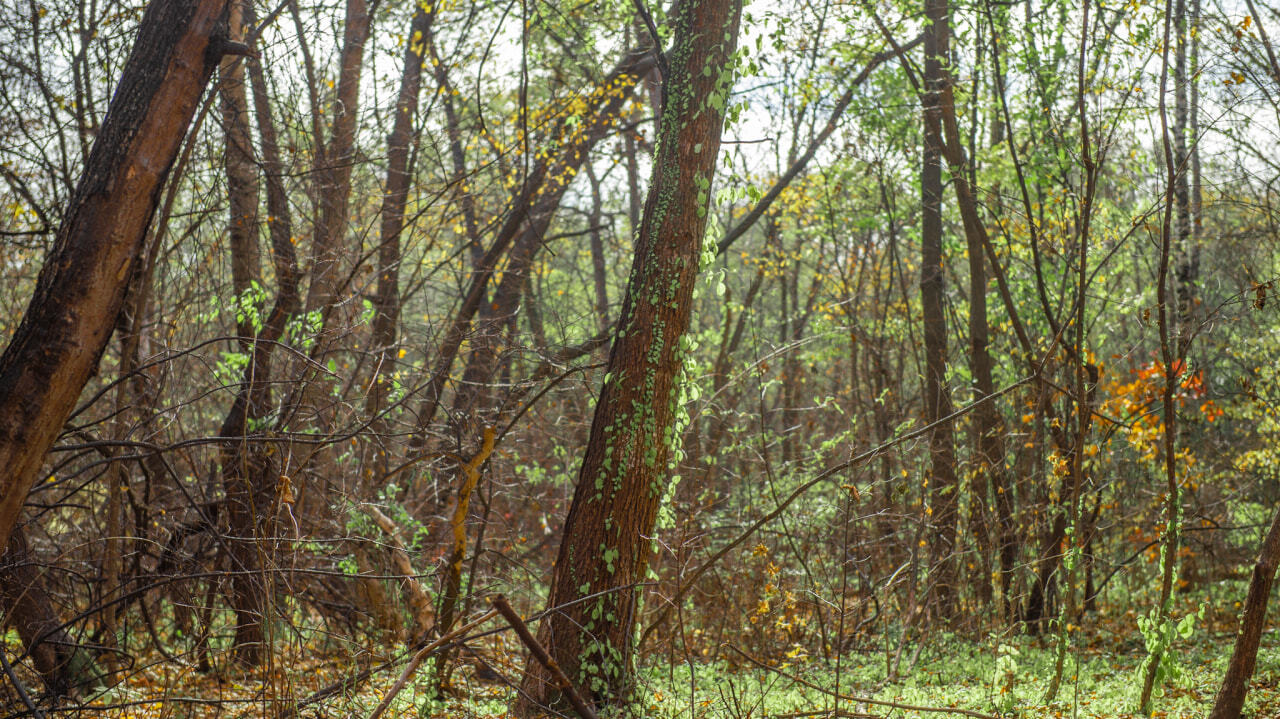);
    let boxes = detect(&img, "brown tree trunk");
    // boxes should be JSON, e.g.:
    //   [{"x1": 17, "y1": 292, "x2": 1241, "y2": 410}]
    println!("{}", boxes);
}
[
  {"x1": 215, "y1": 0, "x2": 271, "y2": 665},
  {"x1": 0, "y1": 0, "x2": 230, "y2": 553},
  {"x1": 1173, "y1": 0, "x2": 1197, "y2": 356},
  {"x1": 587, "y1": 163, "x2": 611, "y2": 334},
  {"x1": 220, "y1": 0, "x2": 261, "y2": 346},
  {"x1": 1209, "y1": 503, "x2": 1280, "y2": 719},
  {"x1": 921, "y1": 0, "x2": 960, "y2": 622},
  {"x1": 365, "y1": 1, "x2": 435, "y2": 475},
  {"x1": 302, "y1": 0, "x2": 370, "y2": 321},
  {"x1": 217, "y1": 0, "x2": 304, "y2": 666},
  {"x1": 933, "y1": 35, "x2": 1016, "y2": 619},
  {"x1": 0, "y1": 528, "x2": 98, "y2": 696},
  {"x1": 515, "y1": 0, "x2": 742, "y2": 713}
]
